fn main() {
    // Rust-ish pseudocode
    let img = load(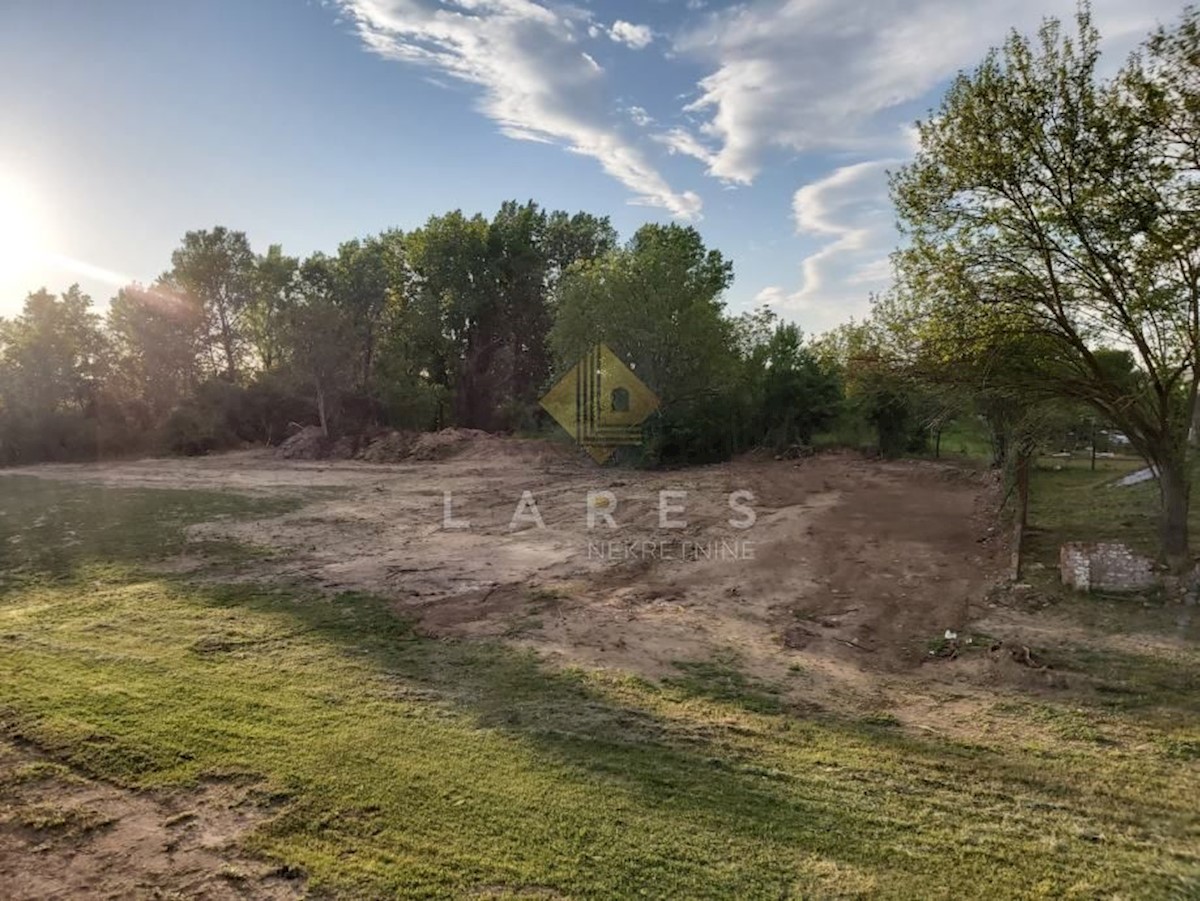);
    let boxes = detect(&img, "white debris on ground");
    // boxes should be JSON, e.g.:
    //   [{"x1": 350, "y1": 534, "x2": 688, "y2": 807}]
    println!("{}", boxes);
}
[{"x1": 1115, "y1": 467, "x2": 1156, "y2": 488}]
